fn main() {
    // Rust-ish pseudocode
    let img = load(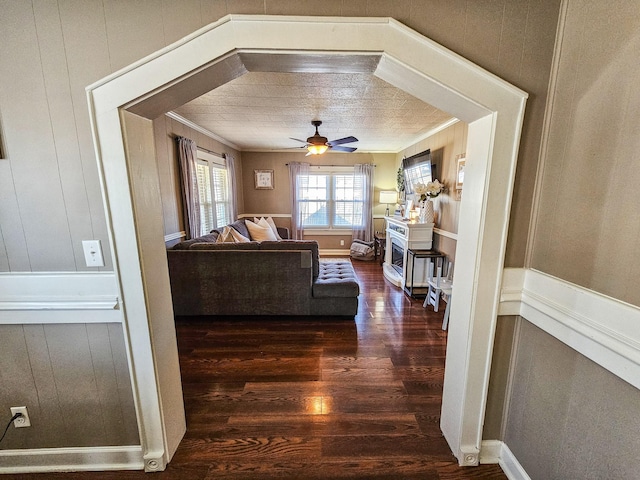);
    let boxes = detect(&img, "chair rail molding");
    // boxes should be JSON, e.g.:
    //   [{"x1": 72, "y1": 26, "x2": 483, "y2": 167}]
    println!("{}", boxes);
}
[
  {"x1": 500, "y1": 268, "x2": 640, "y2": 390},
  {"x1": 0, "y1": 272, "x2": 121, "y2": 324}
]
